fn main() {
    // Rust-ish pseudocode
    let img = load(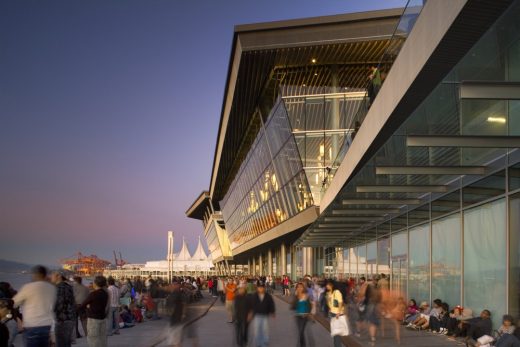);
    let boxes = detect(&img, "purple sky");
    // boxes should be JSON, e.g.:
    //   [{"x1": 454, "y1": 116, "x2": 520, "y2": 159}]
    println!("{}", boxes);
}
[{"x1": 0, "y1": 0, "x2": 405, "y2": 266}]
